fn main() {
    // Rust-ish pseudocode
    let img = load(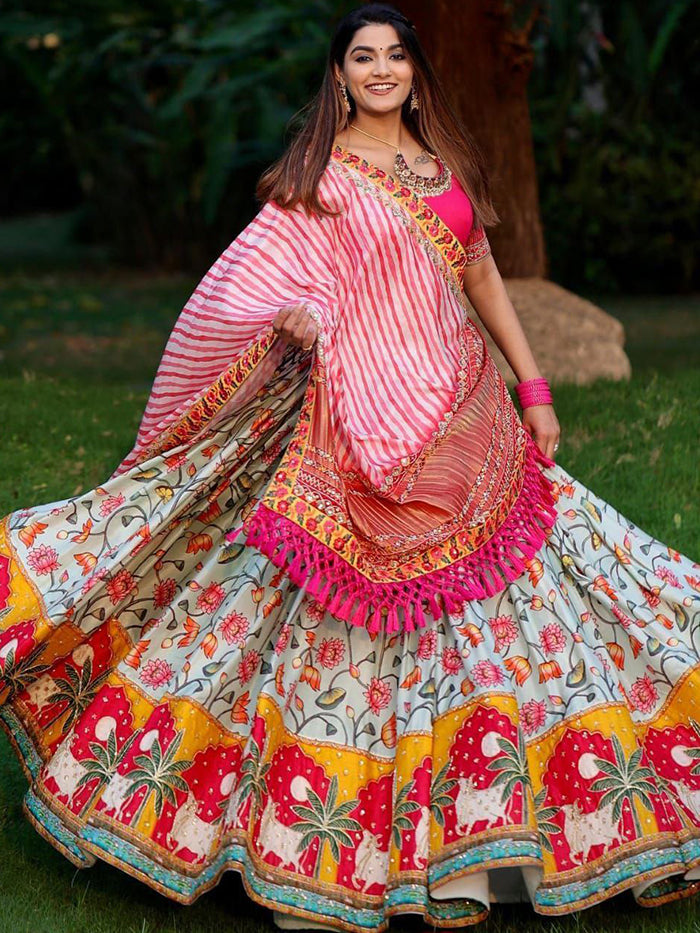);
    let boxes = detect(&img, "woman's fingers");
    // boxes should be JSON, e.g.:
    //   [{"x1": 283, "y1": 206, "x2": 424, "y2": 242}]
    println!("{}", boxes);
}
[
  {"x1": 542, "y1": 430, "x2": 560, "y2": 460},
  {"x1": 522, "y1": 406, "x2": 560, "y2": 459},
  {"x1": 272, "y1": 305, "x2": 318, "y2": 349}
]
